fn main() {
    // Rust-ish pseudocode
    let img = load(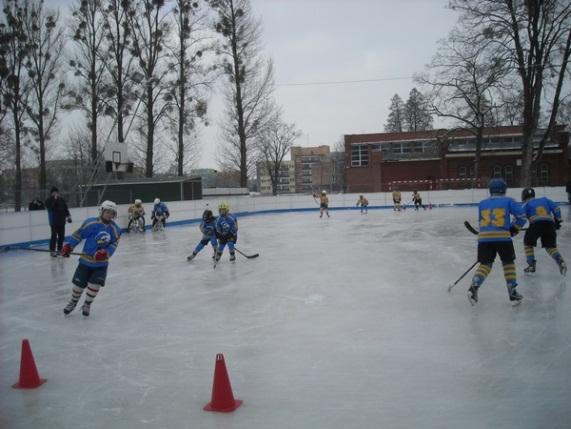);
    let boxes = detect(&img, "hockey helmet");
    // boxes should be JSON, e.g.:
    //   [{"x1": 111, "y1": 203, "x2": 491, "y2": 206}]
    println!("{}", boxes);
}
[
  {"x1": 134, "y1": 199, "x2": 142, "y2": 205},
  {"x1": 202, "y1": 209, "x2": 214, "y2": 221},
  {"x1": 321, "y1": 190, "x2": 326, "y2": 195},
  {"x1": 521, "y1": 187, "x2": 535, "y2": 202},
  {"x1": 488, "y1": 177, "x2": 507, "y2": 195},
  {"x1": 218, "y1": 202, "x2": 229, "y2": 213},
  {"x1": 99, "y1": 200, "x2": 117, "y2": 218},
  {"x1": 154, "y1": 198, "x2": 160, "y2": 204}
]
